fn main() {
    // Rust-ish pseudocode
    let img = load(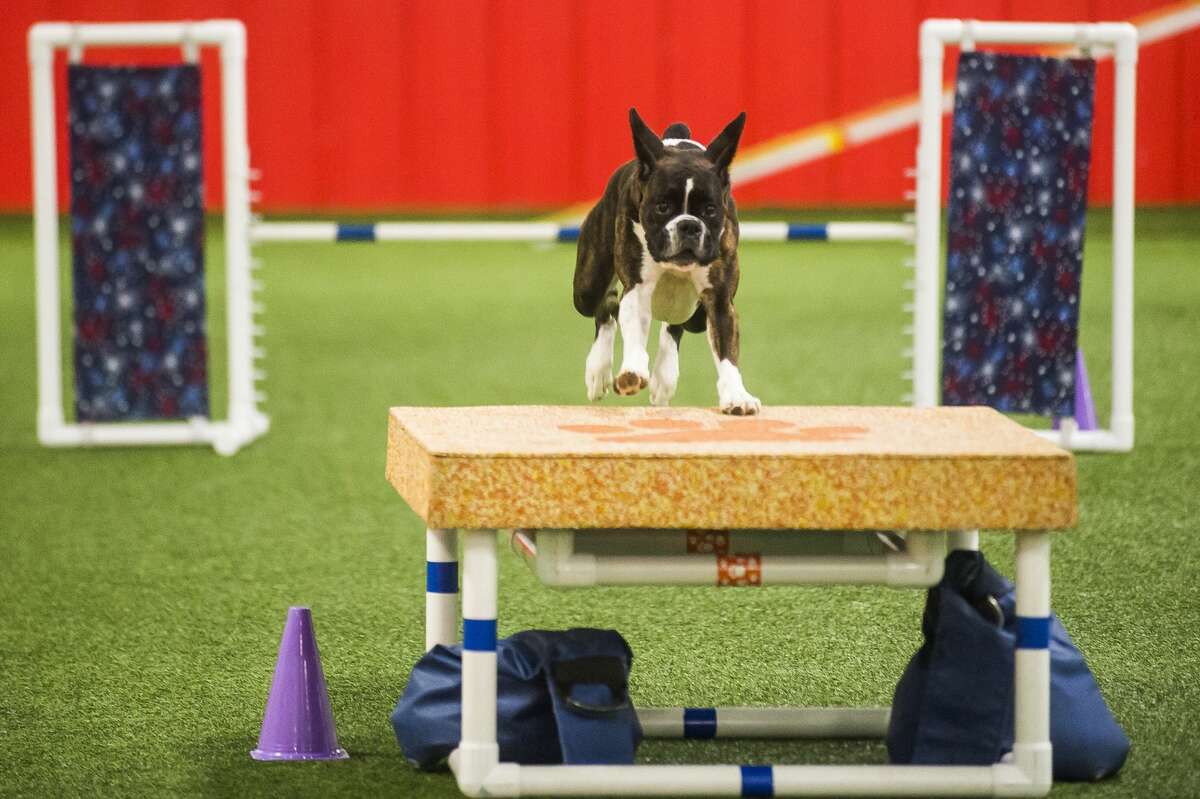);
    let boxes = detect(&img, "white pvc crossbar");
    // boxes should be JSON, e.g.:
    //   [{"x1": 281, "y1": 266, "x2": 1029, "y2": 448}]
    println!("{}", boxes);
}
[
  {"x1": 913, "y1": 19, "x2": 1137, "y2": 452},
  {"x1": 518, "y1": 530, "x2": 946, "y2": 587},
  {"x1": 637, "y1": 707, "x2": 891, "y2": 739},
  {"x1": 249, "y1": 220, "x2": 915, "y2": 243},
  {"x1": 37, "y1": 419, "x2": 247, "y2": 447},
  {"x1": 29, "y1": 20, "x2": 267, "y2": 456},
  {"x1": 29, "y1": 20, "x2": 245, "y2": 46},
  {"x1": 492, "y1": 763, "x2": 1031, "y2": 797}
]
